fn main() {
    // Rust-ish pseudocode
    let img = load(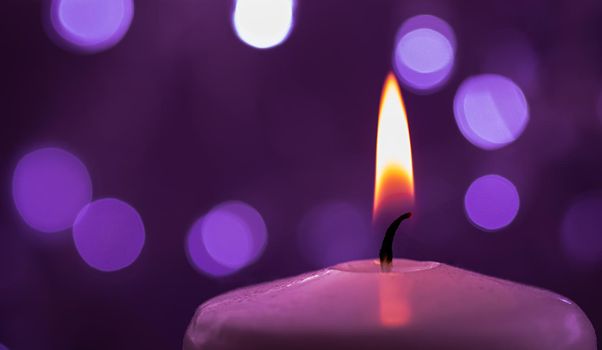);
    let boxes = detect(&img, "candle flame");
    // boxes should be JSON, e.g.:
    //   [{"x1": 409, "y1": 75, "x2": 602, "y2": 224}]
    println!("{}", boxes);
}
[
  {"x1": 373, "y1": 73, "x2": 415, "y2": 223},
  {"x1": 374, "y1": 73, "x2": 414, "y2": 327}
]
